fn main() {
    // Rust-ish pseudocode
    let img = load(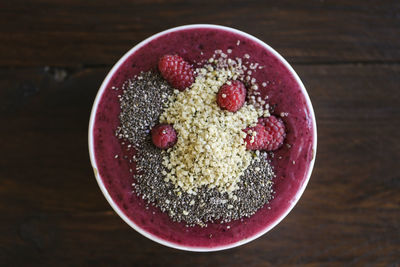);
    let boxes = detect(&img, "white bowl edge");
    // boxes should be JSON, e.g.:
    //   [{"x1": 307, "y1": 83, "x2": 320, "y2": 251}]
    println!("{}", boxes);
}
[{"x1": 88, "y1": 24, "x2": 317, "y2": 252}]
